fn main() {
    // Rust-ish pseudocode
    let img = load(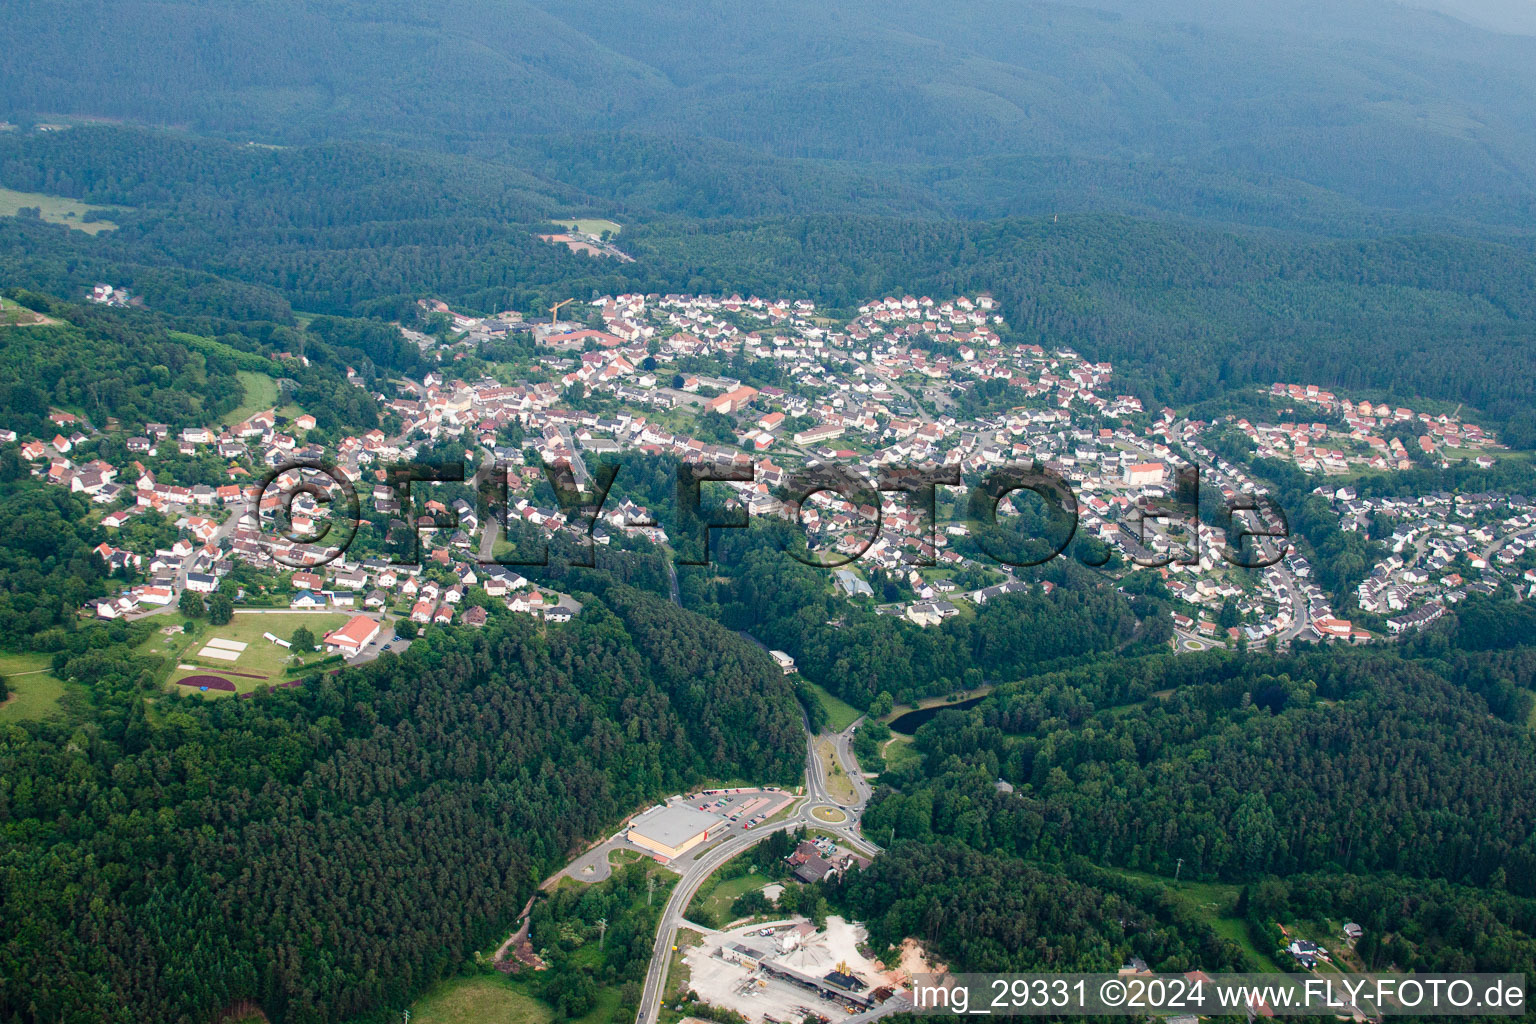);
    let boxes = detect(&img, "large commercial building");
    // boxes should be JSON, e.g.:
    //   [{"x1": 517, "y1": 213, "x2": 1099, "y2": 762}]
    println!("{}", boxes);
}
[{"x1": 626, "y1": 803, "x2": 725, "y2": 860}]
